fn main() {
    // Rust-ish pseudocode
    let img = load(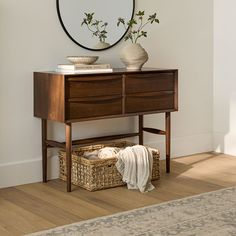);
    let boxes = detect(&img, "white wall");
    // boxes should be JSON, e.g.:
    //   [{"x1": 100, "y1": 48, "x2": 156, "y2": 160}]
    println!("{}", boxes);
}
[
  {"x1": 213, "y1": 0, "x2": 236, "y2": 155},
  {"x1": 0, "y1": 0, "x2": 214, "y2": 188}
]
